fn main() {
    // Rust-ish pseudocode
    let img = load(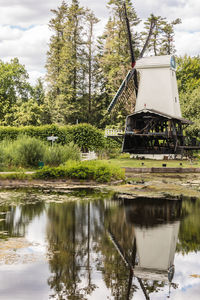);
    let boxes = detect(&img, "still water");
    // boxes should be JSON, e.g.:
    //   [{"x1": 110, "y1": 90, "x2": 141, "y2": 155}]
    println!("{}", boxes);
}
[{"x1": 0, "y1": 189, "x2": 199, "y2": 300}]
